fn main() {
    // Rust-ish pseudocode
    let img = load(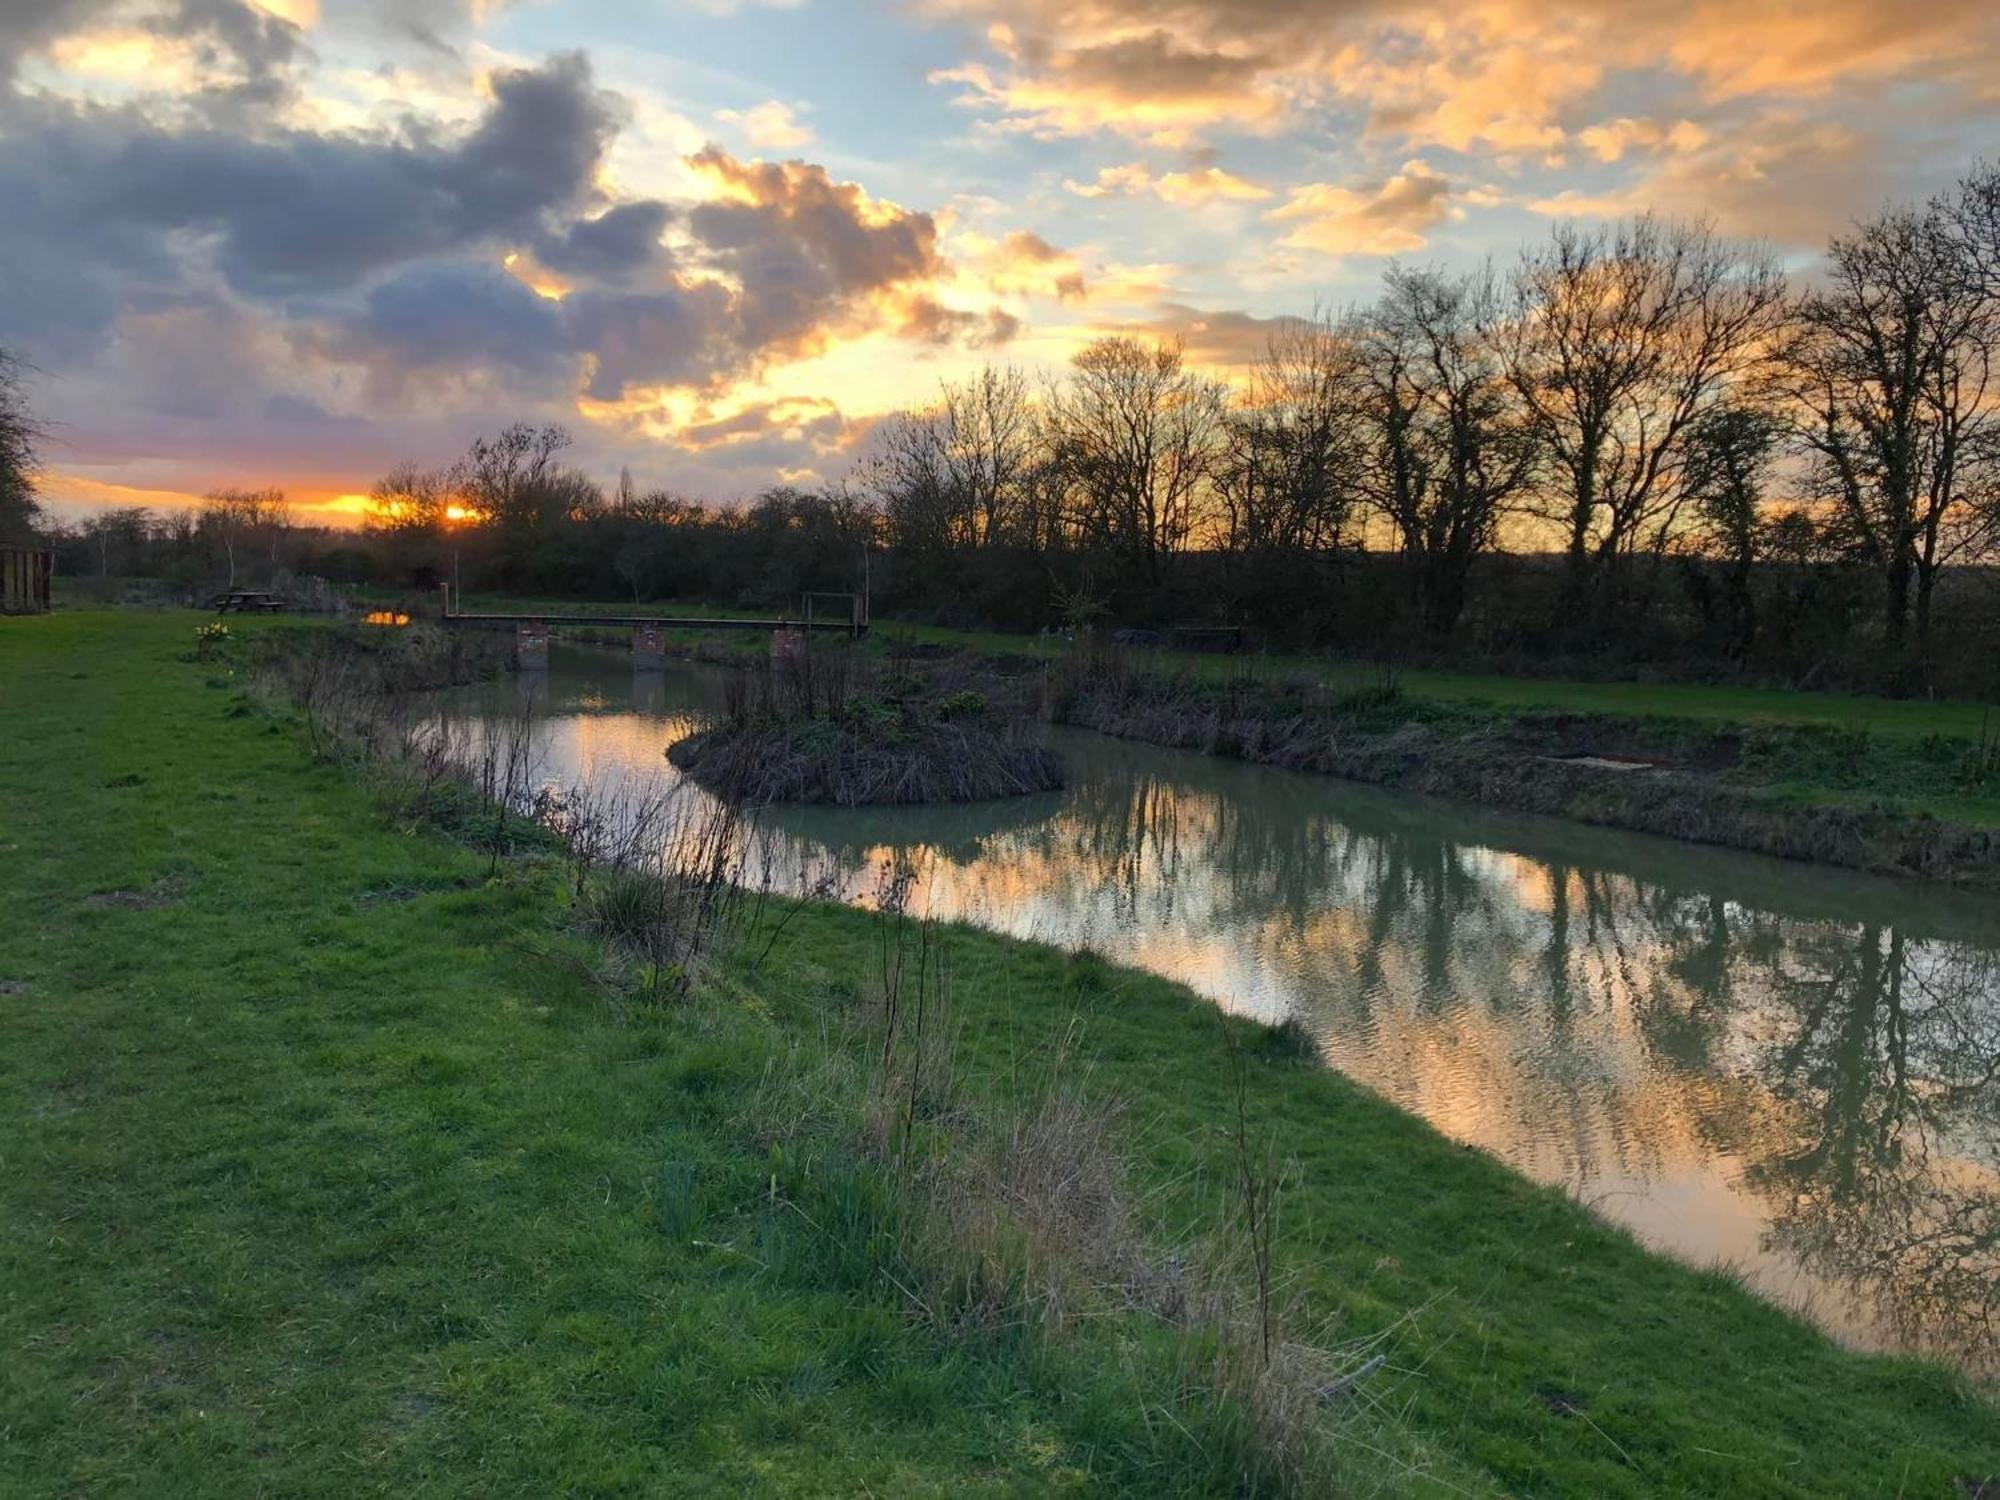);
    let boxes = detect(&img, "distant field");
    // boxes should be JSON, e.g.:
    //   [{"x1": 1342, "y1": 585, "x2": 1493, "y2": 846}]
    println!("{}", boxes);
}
[{"x1": 871, "y1": 620, "x2": 2000, "y2": 744}]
